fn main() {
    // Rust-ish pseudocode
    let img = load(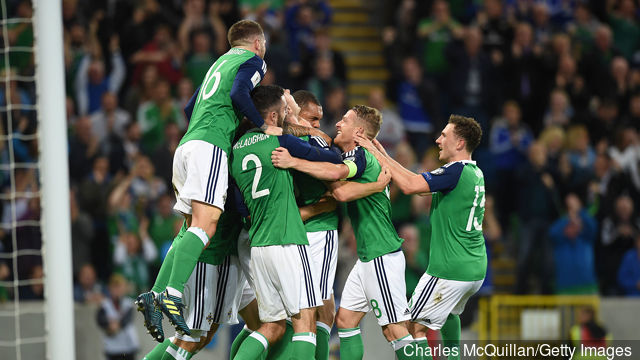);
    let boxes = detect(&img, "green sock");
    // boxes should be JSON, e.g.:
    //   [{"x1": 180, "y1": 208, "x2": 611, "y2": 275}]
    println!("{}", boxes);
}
[
  {"x1": 291, "y1": 332, "x2": 316, "y2": 360},
  {"x1": 266, "y1": 321, "x2": 293, "y2": 360},
  {"x1": 440, "y1": 314, "x2": 461, "y2": 360},
  {"x1": 338, "y1": 327, "x2": 363, "y2": 360},
  {"x1": 231, "y1": 326, "x2": 254, "y2": 359},
  {"x1": 234, "y1": 331, "x2": 269, "y2": 360},
  {"x1": 391, "y1": 335, "x2": 415, "y2": 360},
  {"x1": 161, "y1": 340, "x2": 194, "y2": 359},
  {"x1": 315, "y1": 322, "x2": 331, "y2": 360},
  {"x1": 143, "y1": 339, "x2": 172, "y2": 360},
  {"x1": 152, "y1": 222, "x2": 186, "y2": 293},
  {"x1": 414, "y1": 337, "x2": 433, "y2": 360},
  {"x1": 167, "y1": 227, "x2": 208, "y2": 296}
]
